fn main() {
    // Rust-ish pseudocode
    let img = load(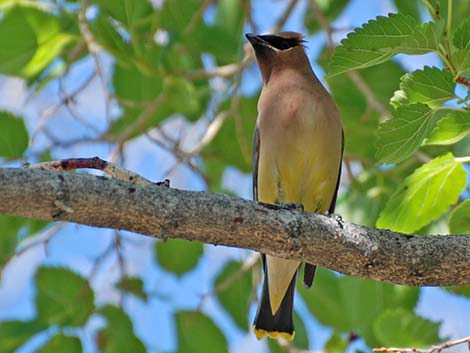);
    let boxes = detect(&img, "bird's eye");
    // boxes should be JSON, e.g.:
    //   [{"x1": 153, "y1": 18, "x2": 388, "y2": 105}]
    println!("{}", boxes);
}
[{"x1": 279, "y1": 41, "x2": 291, "y2": 50}]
